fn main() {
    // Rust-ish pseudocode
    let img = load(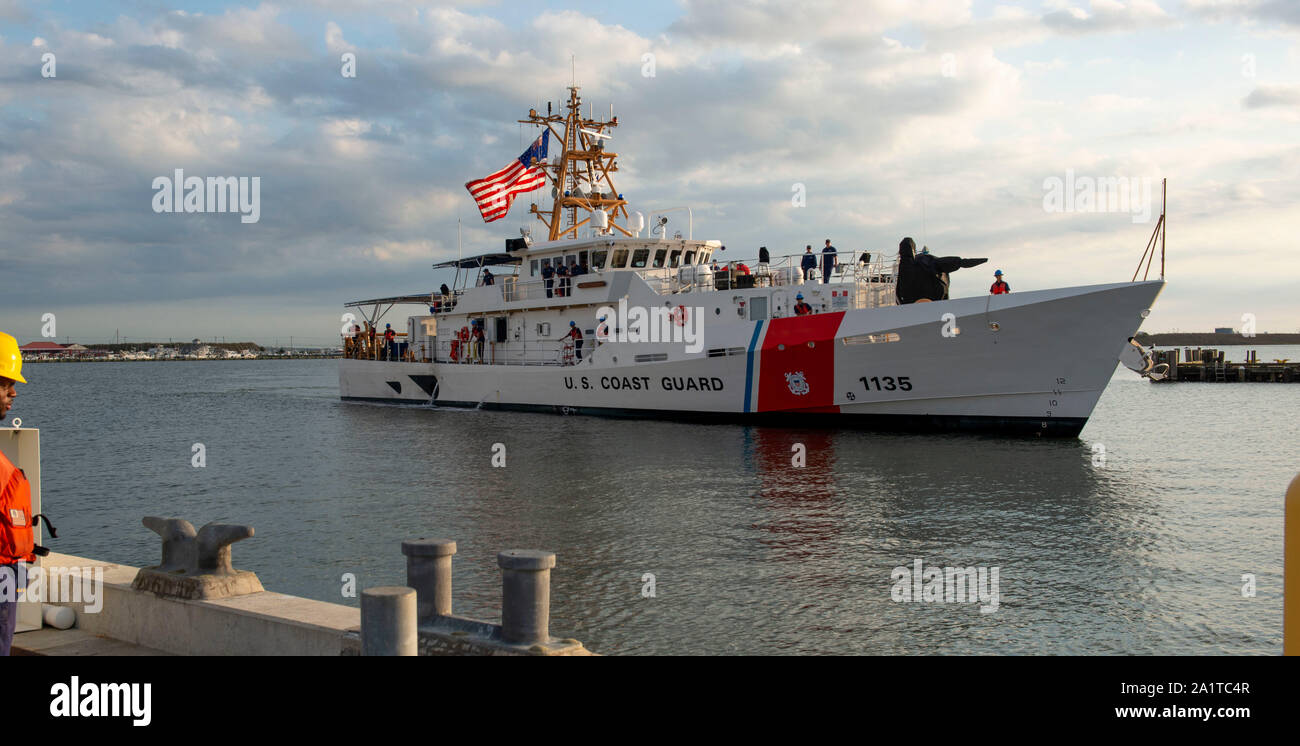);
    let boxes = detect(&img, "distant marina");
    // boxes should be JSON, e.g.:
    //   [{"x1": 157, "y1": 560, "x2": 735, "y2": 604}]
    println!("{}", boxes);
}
[{"x1": 20, "y1": 340, "x2": 342, "y2": 362}]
